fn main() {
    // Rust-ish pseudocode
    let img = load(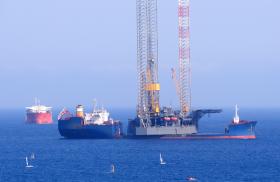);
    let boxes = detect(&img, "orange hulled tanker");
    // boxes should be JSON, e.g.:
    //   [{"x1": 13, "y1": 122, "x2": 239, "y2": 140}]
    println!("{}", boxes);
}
[{"x1": 25, "y1": 99, "x2": 53, "y2": 124}]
